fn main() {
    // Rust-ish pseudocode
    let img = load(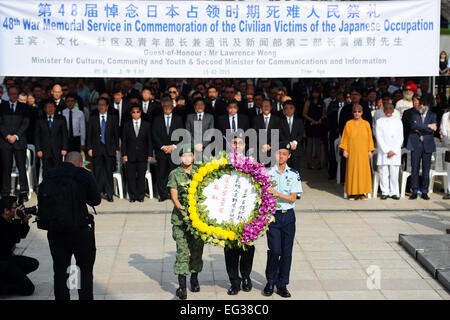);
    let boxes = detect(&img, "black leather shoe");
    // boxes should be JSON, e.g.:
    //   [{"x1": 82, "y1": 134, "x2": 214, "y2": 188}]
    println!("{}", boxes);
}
[
  {"x1": 262, "y1": 283, "x2": 274, "y2": 296},
  {"x1": 129, "y1": 199, "x2": 135, "y2": 203},
  {"x1": 158, "y1": 196, "x2": 167, "y2": 202},
  {"x1": 190, "y1": 273, "x2": 200, "y2": 292},
  {"x1": 106, "y1": 195, "x2": 114, "y2": 202},
  {"x1": 409, "y1": 193, "x2": 418, "y2": 200},
  {"x1": 227, "y1": 286, "x2": 240, "y2": 295},
  {"x1": 443, "y1": 194, "x2": 450, "y2": 200},
  {"x1": 242, "y1": 278, "x2": 252, "y2": 292},
  {"x1": 421, "y1": 193, "x2": 430, "y2": 200},
  {"x1": 138, "y1": 198, "x2": 144, "y2": 203},
  {"x1": 381, "y1": 195, "x2": 388, "y2": 200},
  {"x1": 391, "y1": 195, "x2": 400, "y2": 200},
  {"x1": 276, "y1": 286, "x2": 291, "y2": 298}
]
